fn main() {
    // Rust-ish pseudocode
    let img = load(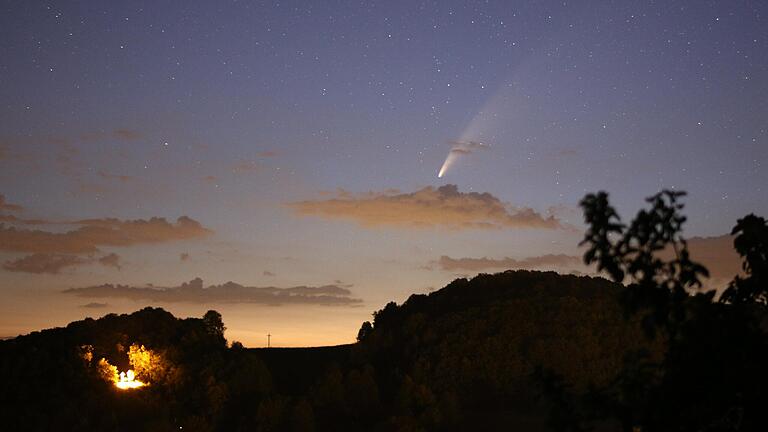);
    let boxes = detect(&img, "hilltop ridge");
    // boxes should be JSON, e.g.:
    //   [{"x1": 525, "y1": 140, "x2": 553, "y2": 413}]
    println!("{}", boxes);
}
[{"x1": 0, "y1": 270, "x2": 647, "y2": 431}]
